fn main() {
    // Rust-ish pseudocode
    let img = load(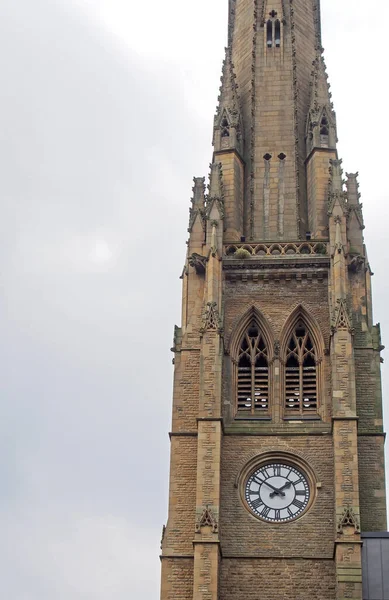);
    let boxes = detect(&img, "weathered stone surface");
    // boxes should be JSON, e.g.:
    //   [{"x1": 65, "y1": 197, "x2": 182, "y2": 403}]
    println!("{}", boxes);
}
[{"x1": 160, "y1": 2, "x2": 386, "y2": 600}]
